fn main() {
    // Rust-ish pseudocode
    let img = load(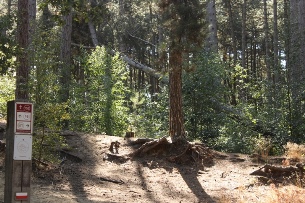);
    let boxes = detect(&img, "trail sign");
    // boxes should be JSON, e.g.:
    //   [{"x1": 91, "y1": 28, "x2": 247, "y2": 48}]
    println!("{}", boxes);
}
[
  {"x1": 13, "y1": 135, "x2": 32, "y2": 160},
  {"x1": 15, "y1": 102, "x2": 33, "y2": 134}
]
